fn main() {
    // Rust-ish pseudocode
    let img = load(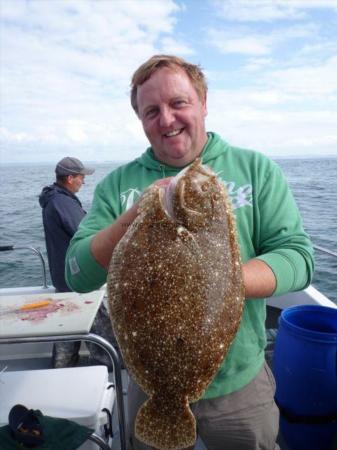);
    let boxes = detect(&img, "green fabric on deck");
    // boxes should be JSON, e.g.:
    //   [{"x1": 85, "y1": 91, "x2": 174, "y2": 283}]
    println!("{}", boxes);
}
[{"x1": 0, "y1": 410, "x2": 93, "y2": 449}]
